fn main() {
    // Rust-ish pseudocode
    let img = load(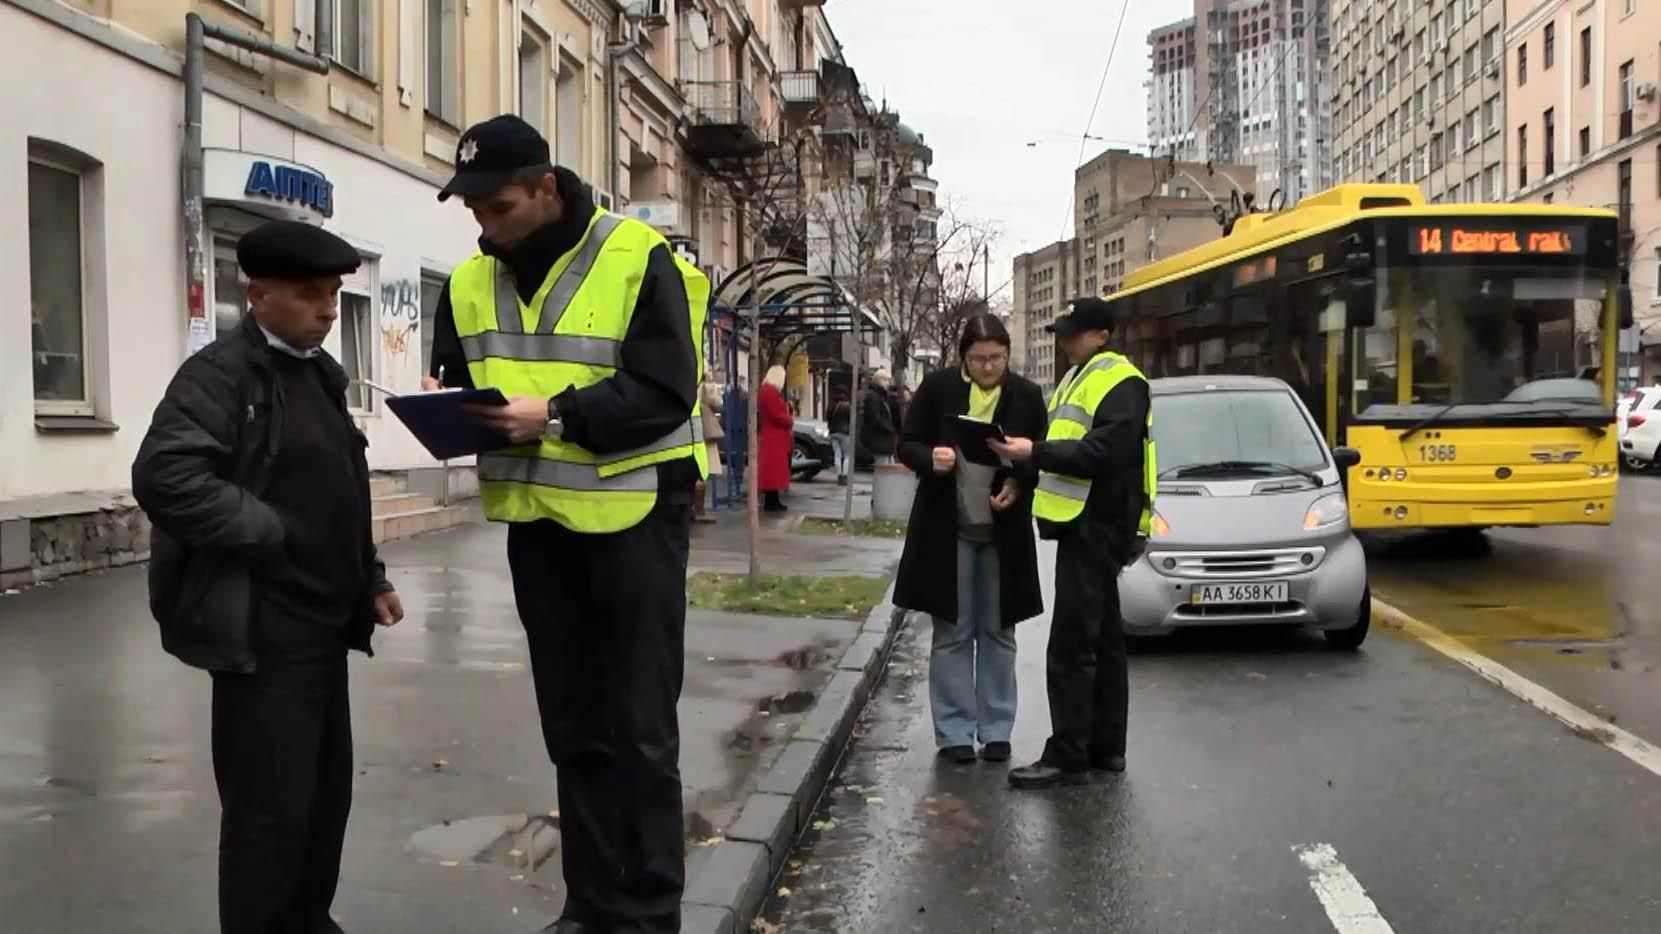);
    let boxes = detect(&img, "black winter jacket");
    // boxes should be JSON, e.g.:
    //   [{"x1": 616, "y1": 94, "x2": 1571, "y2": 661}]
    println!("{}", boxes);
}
[{"x1": 131, "y1": 316, "x2": 393, "y2": 674}]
